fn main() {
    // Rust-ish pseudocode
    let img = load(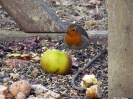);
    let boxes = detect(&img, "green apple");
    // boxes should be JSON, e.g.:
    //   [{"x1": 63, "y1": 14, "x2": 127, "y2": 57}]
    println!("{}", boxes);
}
[{"x1": 40, "y1": 49, "x2": 72, "y2": 75}]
